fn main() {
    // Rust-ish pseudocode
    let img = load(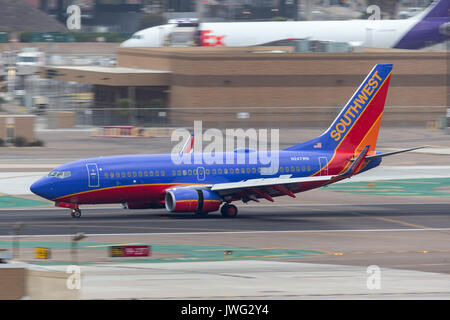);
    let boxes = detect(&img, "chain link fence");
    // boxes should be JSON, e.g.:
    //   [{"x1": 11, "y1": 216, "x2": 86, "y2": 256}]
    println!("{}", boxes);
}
[{"x1": 41, "y1": 106, "x2": 447, "y2": 130}]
